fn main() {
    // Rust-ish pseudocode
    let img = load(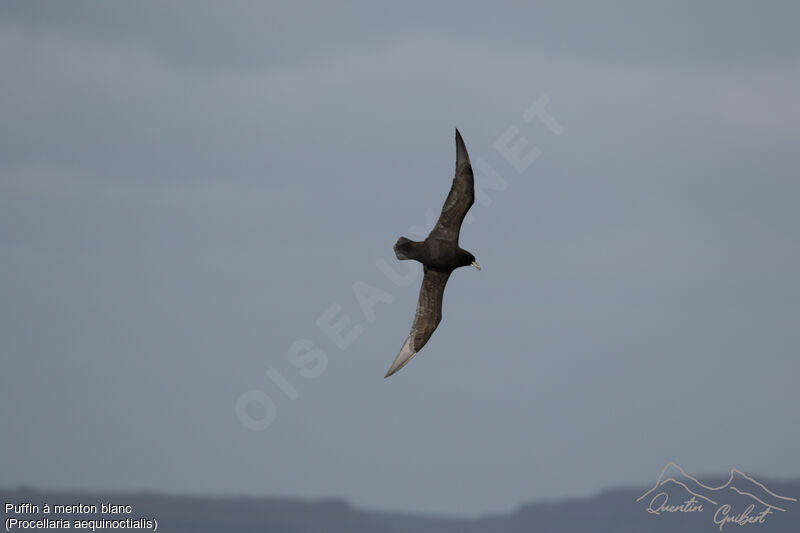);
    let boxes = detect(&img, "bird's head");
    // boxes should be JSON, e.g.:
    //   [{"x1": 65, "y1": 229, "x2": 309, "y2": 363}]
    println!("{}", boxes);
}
[{"x1": 459, "y1": 250, "x2": 481, "y2": 271}]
